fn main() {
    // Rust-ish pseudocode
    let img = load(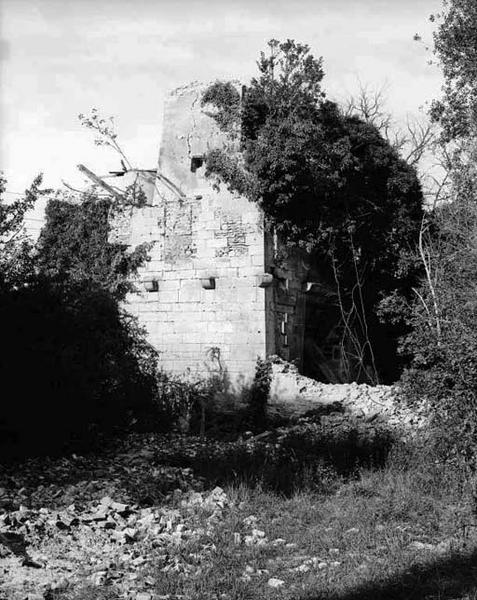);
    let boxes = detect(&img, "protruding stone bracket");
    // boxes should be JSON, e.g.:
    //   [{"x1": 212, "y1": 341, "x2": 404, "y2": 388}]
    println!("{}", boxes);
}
[
  {"x1": 201, "y1": 277, "x2": 216, "y2": 290},
  {"x1": 303, "y1": 282, "x2": 319, "y2": 293},
  {"x1": 256, "y1": 273, "x2": 274, "y2": 288},
  {"x1": 143, "y1": 278, "x2": 159, "y2": 292}
]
